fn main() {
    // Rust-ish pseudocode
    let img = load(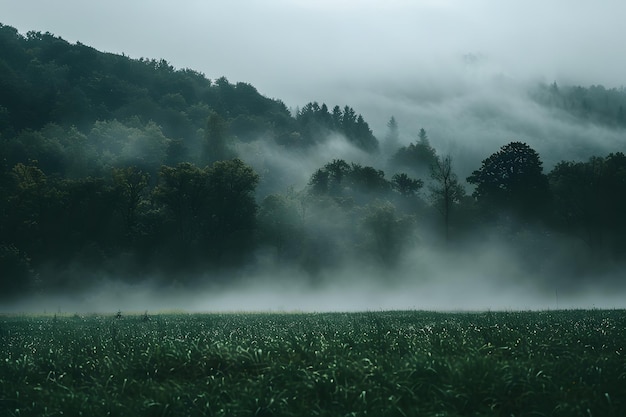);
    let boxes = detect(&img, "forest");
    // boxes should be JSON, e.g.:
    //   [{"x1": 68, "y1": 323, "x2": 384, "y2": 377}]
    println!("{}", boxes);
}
[{"x1": 1, "y1": 23, "x2": 626, "y2": 300}]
